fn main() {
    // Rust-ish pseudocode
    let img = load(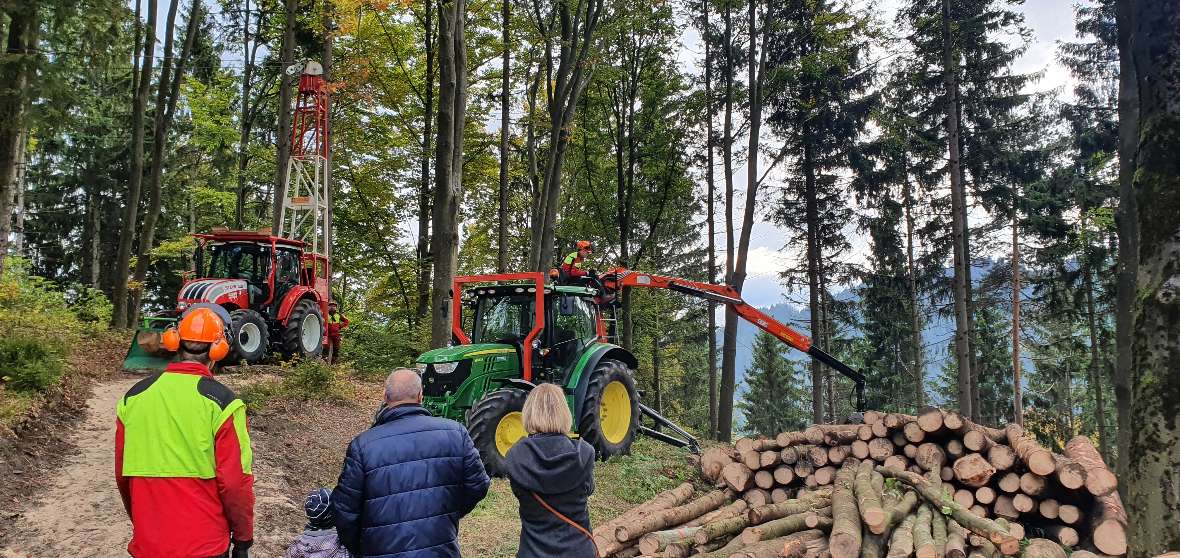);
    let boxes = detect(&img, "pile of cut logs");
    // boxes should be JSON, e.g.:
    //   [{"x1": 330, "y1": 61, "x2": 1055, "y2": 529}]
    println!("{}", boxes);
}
[{"x1": 594, "y1": 408, "x2": 1126, "y2": 558}]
